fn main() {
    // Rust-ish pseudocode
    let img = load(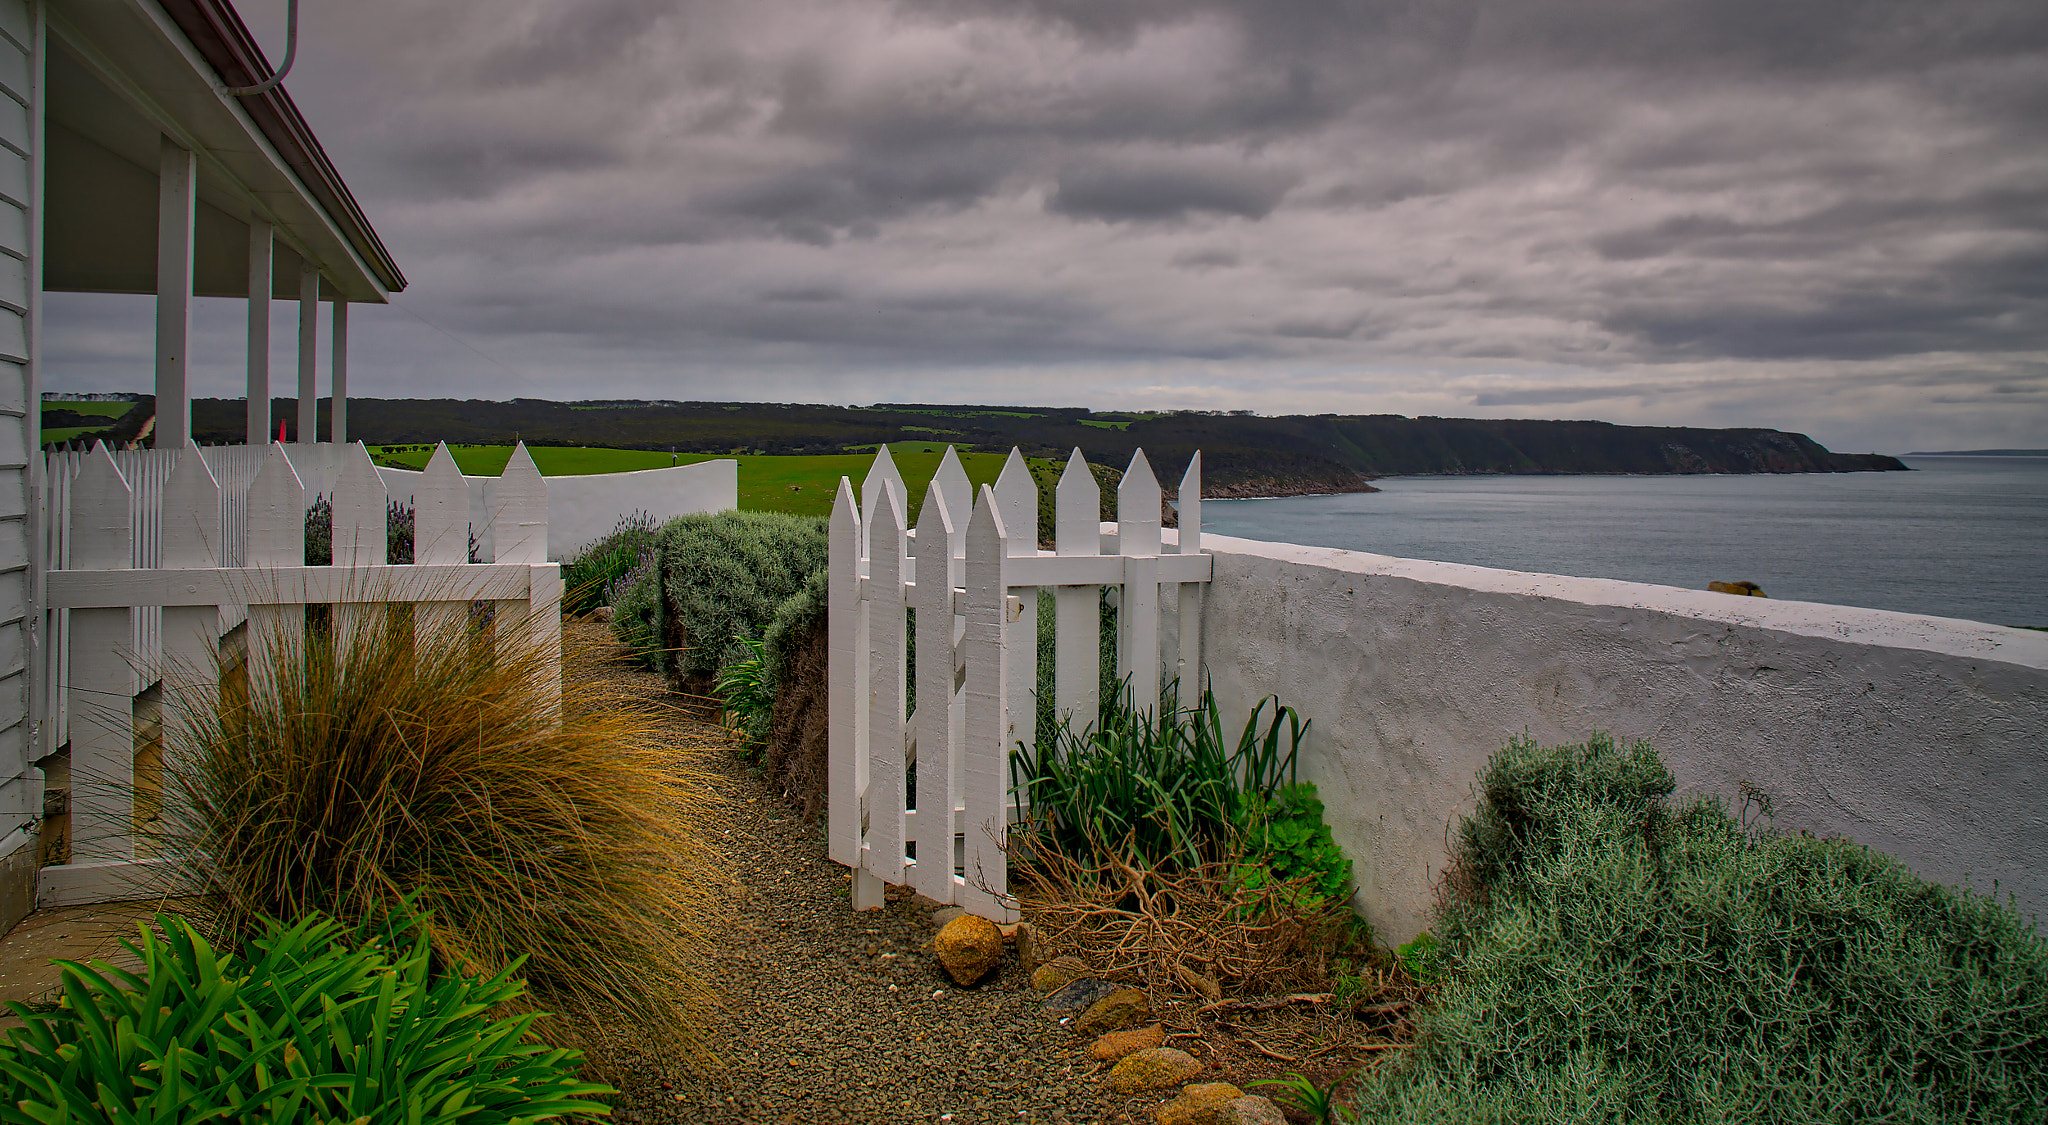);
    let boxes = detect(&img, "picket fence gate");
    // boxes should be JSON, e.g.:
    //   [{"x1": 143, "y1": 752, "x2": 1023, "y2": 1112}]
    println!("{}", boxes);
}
[
  {"x1": 827, "y1": 445, "x2": 1211, "y2": 922},
  {"x1": 37, "y1": 439, "x2": 560, "y2": 907}
]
